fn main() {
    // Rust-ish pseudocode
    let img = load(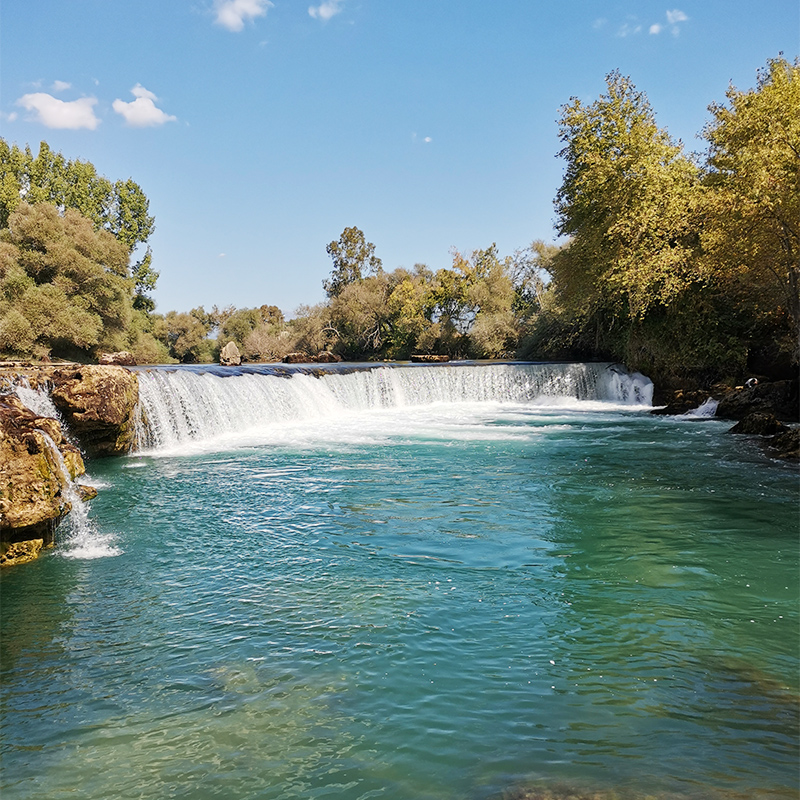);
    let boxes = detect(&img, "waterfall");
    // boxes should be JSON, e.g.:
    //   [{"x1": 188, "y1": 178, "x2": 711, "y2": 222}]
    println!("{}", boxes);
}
[
  {"x1": 134, "y1": 362, "x2": 653, "y2": 452},
  {"x1": 11, "y1": 384, "x2": 121, "y2": 559},
  {"x1": 38, "y1": 433, "x2": 122, "y2": 559}
]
